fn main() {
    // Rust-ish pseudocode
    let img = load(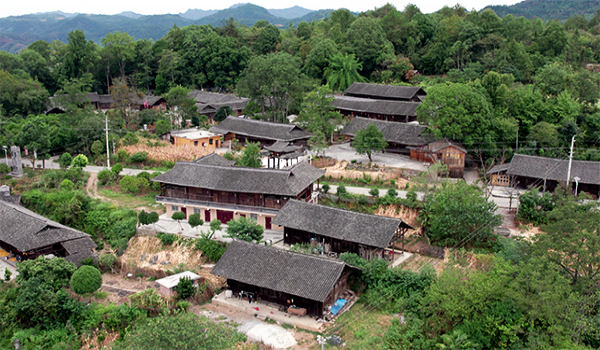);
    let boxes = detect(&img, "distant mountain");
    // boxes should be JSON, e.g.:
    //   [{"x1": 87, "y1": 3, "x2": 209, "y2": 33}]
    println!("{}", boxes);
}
[
  {"x1": 0, "y1": 3, "x2": 335, "y2": 53},
  {"x1": 195, "y1": 3, "x2": 288, "y2": 26},
  {"x1": 484, "y1": 0, "x2": 600, "y2": 20},
  {"x1": 268, "y1": 6, "x2": 313, "y2": 19},
  {"x1": 32, "y1": 10, "x2": 78, "y2": 18},
  {"x1": 179, "y1": 8, "x2": 219, "y2": 20},
  {"x1": 118, "y1": 11, "x2": 142, "y2": 19}
]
